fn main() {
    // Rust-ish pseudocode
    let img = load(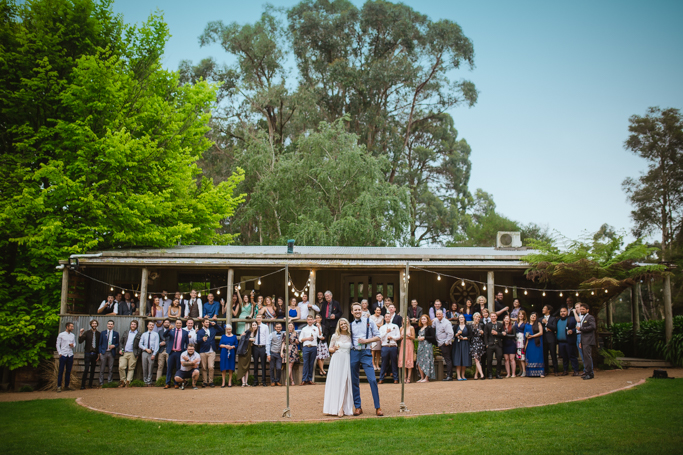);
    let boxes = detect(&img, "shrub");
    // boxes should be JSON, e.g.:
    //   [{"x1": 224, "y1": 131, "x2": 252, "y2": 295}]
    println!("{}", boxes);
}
[
  {"x1": 101, "y1": 381, "x2": 119, "y2": 389},
  {"x1": 610, "y1": 316, "x2": 683, "y2": 366},
  {"x1": 599, "y1": 349, "x2": 625, "y2": 369},
  {"x1": 19, "y1": 385, "x2": 33, "y2": 392},
  {"x1": 155, "y1": 376, "x2": 166, "y2": 387},
  {"x1": 130, "y1": 379, "x2": 146, "y2": 387}
]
